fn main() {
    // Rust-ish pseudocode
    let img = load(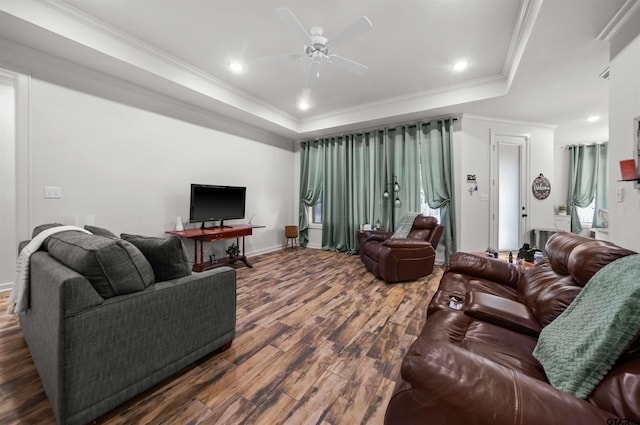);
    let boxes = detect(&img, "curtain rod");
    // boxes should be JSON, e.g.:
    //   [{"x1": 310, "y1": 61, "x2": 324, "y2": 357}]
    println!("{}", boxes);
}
[
  {"x1": 300, "y1": 114, "x2": 460, "y2": 143},
  {"x1": 560, "y1": 141, "x2": 609, "y2": 149}
]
